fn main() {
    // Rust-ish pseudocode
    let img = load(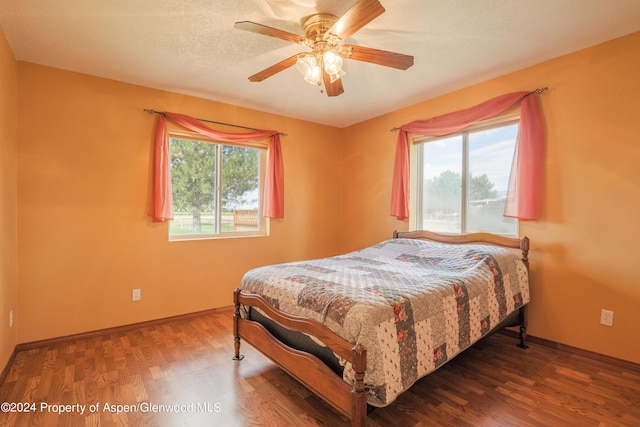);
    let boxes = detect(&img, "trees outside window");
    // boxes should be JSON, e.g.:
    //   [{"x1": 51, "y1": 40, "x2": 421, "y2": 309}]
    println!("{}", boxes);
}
[
  {"x1": 168, "y1": 136, "x2": 265, "y2": 239},
  {"x1": 415, "y1": 120, "x2": 519, "y2": 236}
]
